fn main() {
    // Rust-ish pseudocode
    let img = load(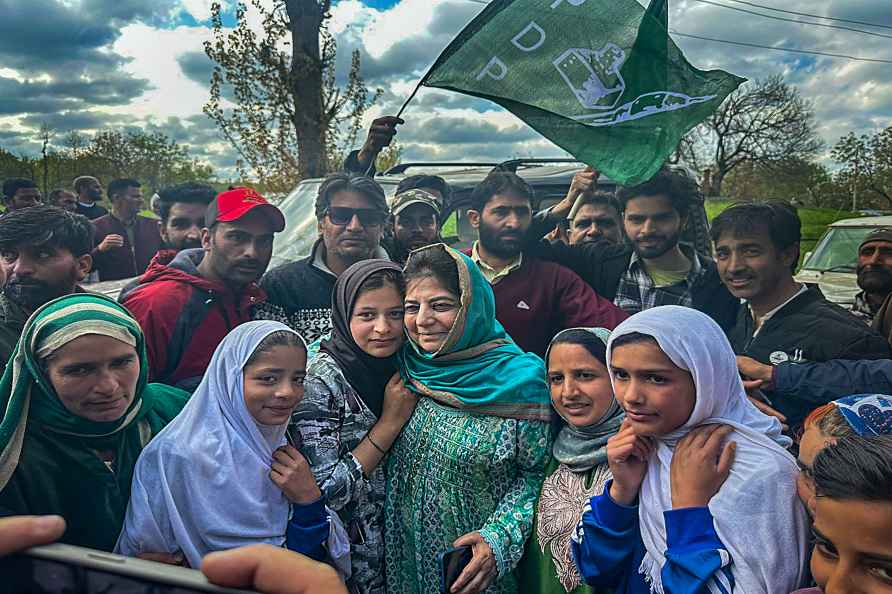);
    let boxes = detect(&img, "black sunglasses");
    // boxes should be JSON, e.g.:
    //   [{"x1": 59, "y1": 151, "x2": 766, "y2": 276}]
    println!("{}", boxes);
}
[{"x1": 326, "y1": 207, "x2": 386, "y2": 227}]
